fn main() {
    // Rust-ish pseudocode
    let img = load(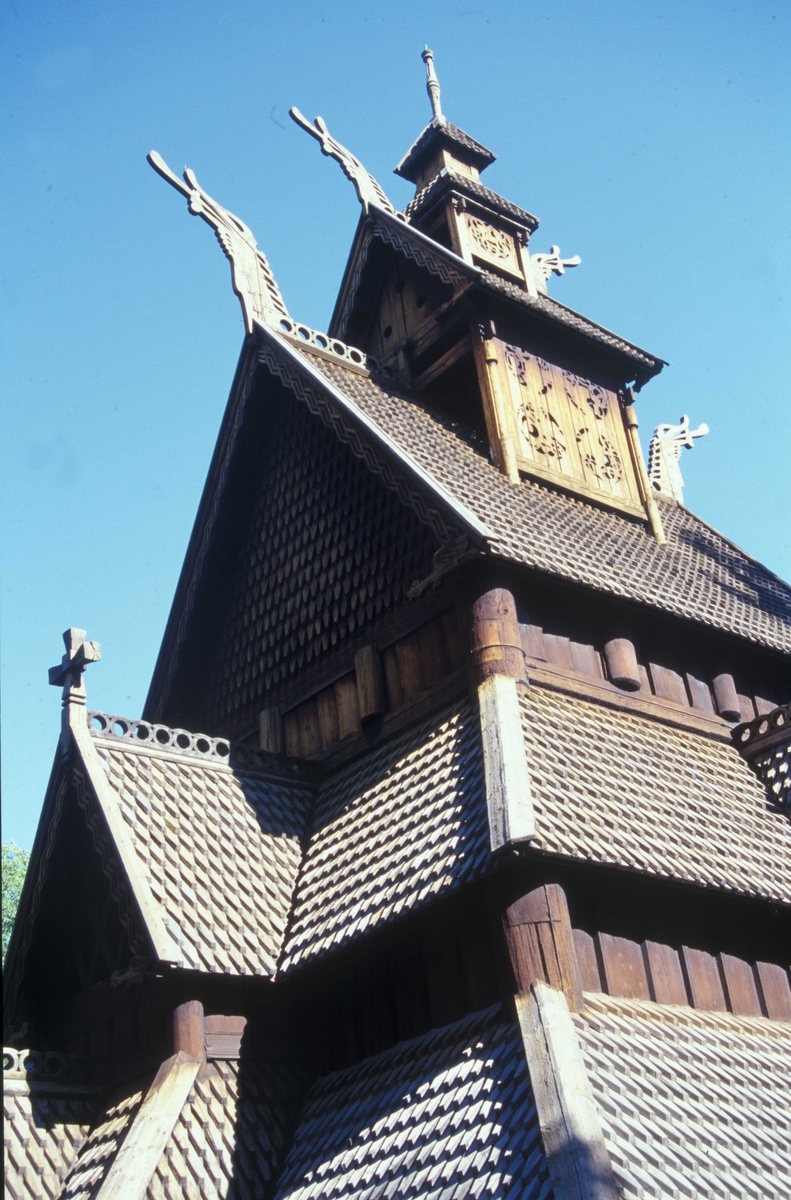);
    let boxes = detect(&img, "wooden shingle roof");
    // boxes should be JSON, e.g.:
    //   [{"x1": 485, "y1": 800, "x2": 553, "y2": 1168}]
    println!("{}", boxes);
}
[
  {"x1": 304, "y1": 351, "x2": 791, "y2": 656},
  {"x1": 520, "y1": 684, "x2": 791, "y2": 905},
  {"x1": 280, "y1": 702, "x2": 488, "y2": 973},
  {"x1": 272, "y1": 1004, "x2": 551, "y2": 1200},
  {"x1": 574, "y1": 993, "x2": 791, "y2": 1198}
]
